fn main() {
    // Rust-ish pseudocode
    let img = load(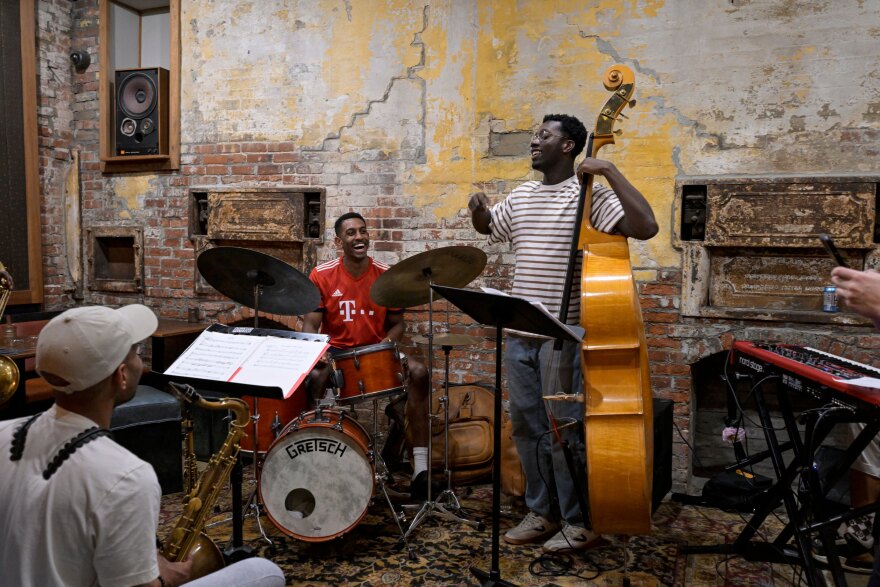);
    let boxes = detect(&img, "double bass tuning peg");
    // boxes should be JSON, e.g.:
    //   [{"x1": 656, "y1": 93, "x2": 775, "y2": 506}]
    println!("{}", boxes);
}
[
  {"x1": 629, "y1": 99, "x2": 637, "y2": 108},
  {"x1": 613, "y1": 129, "x2": 623, "y2": 136}
]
